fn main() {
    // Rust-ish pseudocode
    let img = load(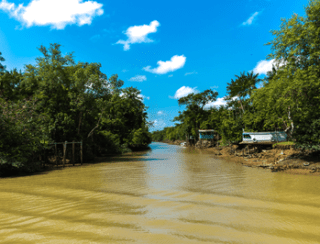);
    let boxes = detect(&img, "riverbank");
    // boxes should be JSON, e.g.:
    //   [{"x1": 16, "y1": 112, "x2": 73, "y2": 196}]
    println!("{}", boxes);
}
[
  {"x1": 156, "y1": 139, "x2": 186, "y2": 145},
  {"x1": 157, "y1": 141, "x2": 320, "y2": 175},
  {"x1": 207, "y1": 145, "x2": 320, "y2": 175}
]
